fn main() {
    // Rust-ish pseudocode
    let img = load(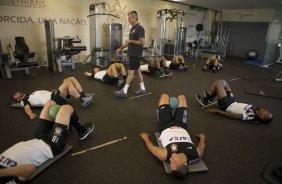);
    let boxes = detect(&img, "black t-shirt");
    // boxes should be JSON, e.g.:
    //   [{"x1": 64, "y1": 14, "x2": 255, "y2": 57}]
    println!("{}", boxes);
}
[
  {"x1": 128, "y1": 23, "x2": 145, "y2": 57},
  {"x1": 21, "y1": 94, "x2": 31, "y2": 107},
  {"x1": 165, "y1": 142, "x2": 199, "y2": 163}
]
